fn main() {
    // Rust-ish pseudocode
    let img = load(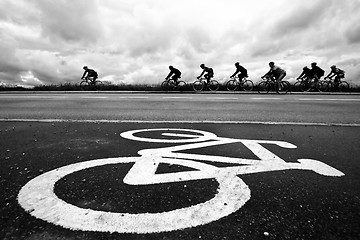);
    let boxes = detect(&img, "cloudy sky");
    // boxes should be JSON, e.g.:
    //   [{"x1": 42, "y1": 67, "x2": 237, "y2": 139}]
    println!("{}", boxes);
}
[{"x1": 1, "y1": 0, "x2": 360, "y2": 87}]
